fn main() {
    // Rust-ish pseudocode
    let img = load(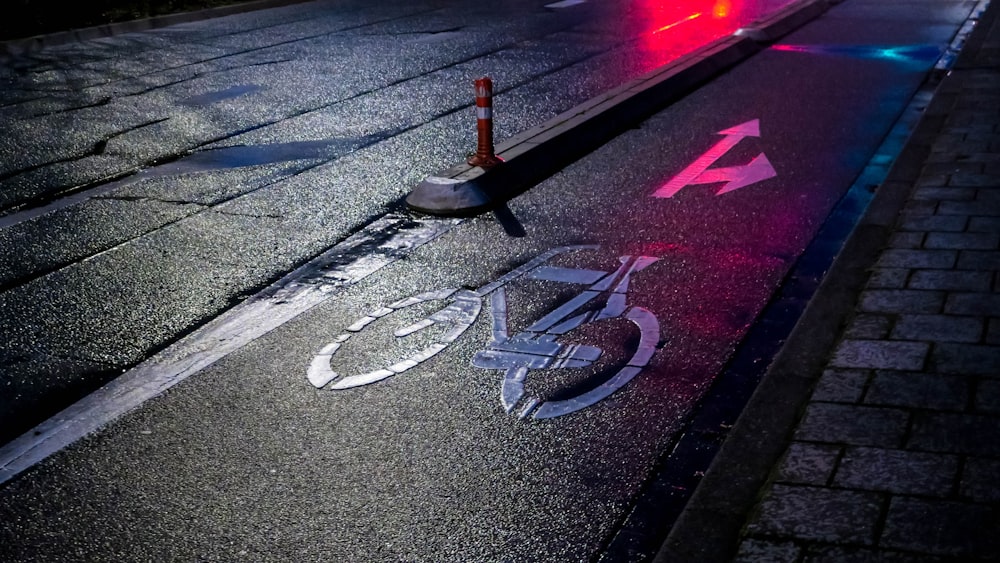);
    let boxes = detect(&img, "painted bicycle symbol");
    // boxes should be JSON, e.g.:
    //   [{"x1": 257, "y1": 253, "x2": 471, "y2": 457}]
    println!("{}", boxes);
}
[{"x1": 307, "y1": 245, "x2": 660, "y2": 419}]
